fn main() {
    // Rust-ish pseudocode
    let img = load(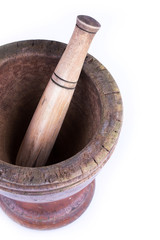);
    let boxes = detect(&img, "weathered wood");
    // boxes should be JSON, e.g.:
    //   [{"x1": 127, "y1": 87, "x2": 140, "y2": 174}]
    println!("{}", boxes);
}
[
  {"x1": 0, "y1": 39, "x2": 123, "y2": 229},
  {"x1": 16, "y1": 15, "x2": 101, "y2": 167},
  {"x1": 0, "y1": 180, "x2": 95, "y2": 230}
]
